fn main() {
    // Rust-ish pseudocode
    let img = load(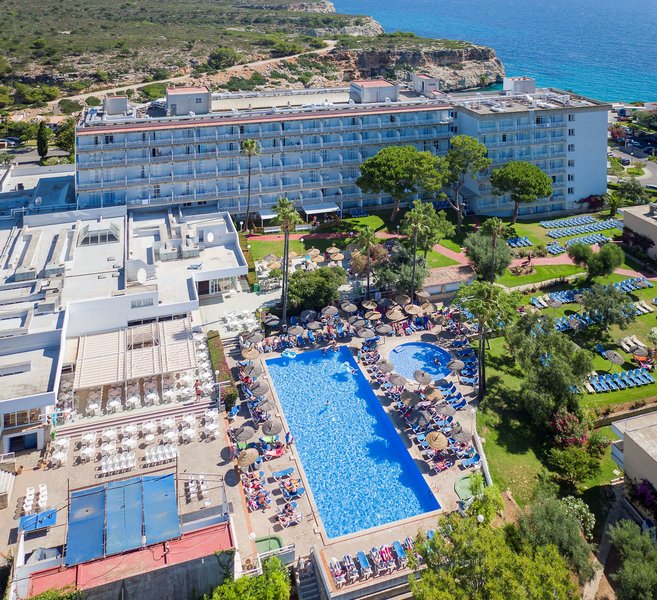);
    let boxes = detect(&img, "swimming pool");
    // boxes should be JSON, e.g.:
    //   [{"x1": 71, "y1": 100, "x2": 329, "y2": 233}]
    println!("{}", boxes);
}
[
  {"x1": 266, "y1": 347, "x2": 439, "y2": 538},
  {"x1": 388, "y1": 342, "x2": 452, "y2": 381}
]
